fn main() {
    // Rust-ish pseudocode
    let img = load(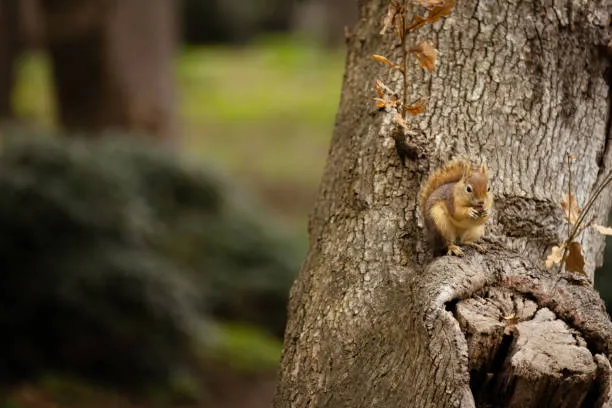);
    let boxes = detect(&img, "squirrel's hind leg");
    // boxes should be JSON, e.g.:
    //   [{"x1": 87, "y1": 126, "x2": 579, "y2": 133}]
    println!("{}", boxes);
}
[
  {"x1": 429, "y1": 203, "x2": 462, "y2": 256},
  {"x1": 460, "y1": 225, "x2": 487, "y2": 253}
]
